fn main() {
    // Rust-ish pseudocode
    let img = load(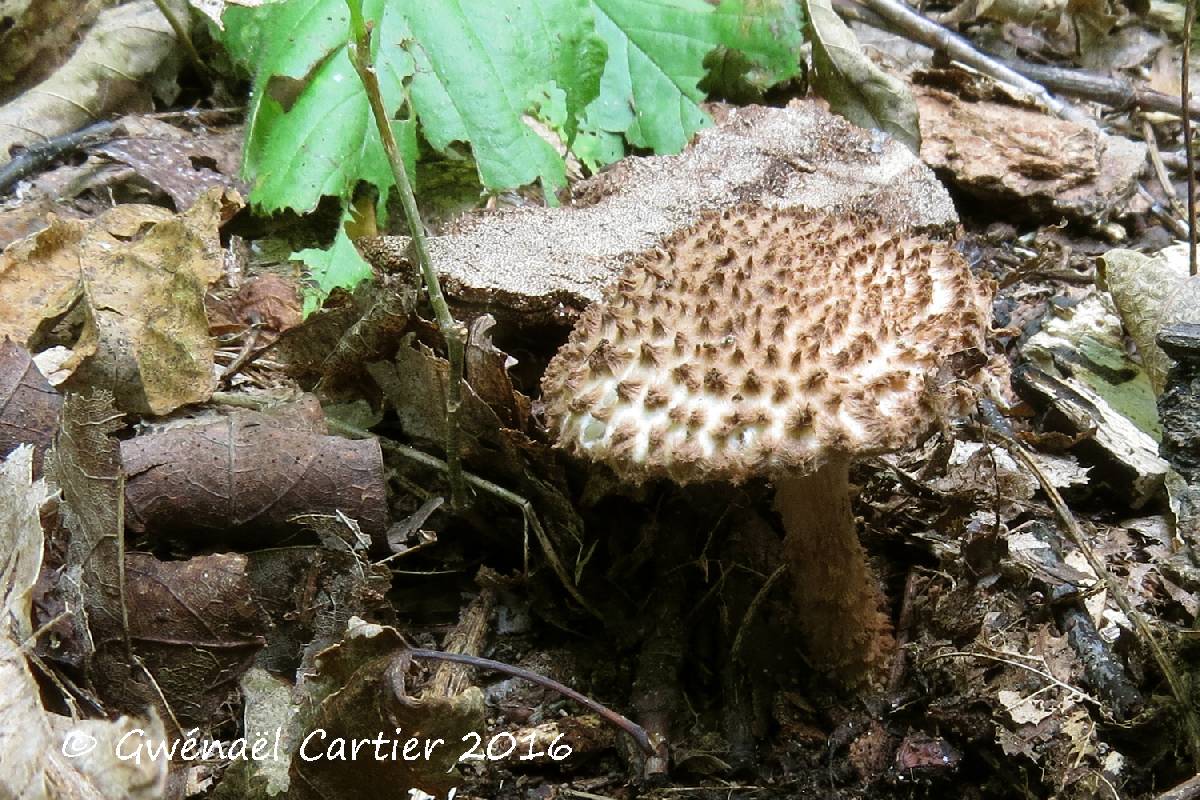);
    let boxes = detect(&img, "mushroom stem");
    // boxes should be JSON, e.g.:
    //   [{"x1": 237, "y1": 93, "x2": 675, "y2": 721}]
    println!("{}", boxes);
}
[{"x1": 773, "y1": 458, "x2": 896, "y2": 688}]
